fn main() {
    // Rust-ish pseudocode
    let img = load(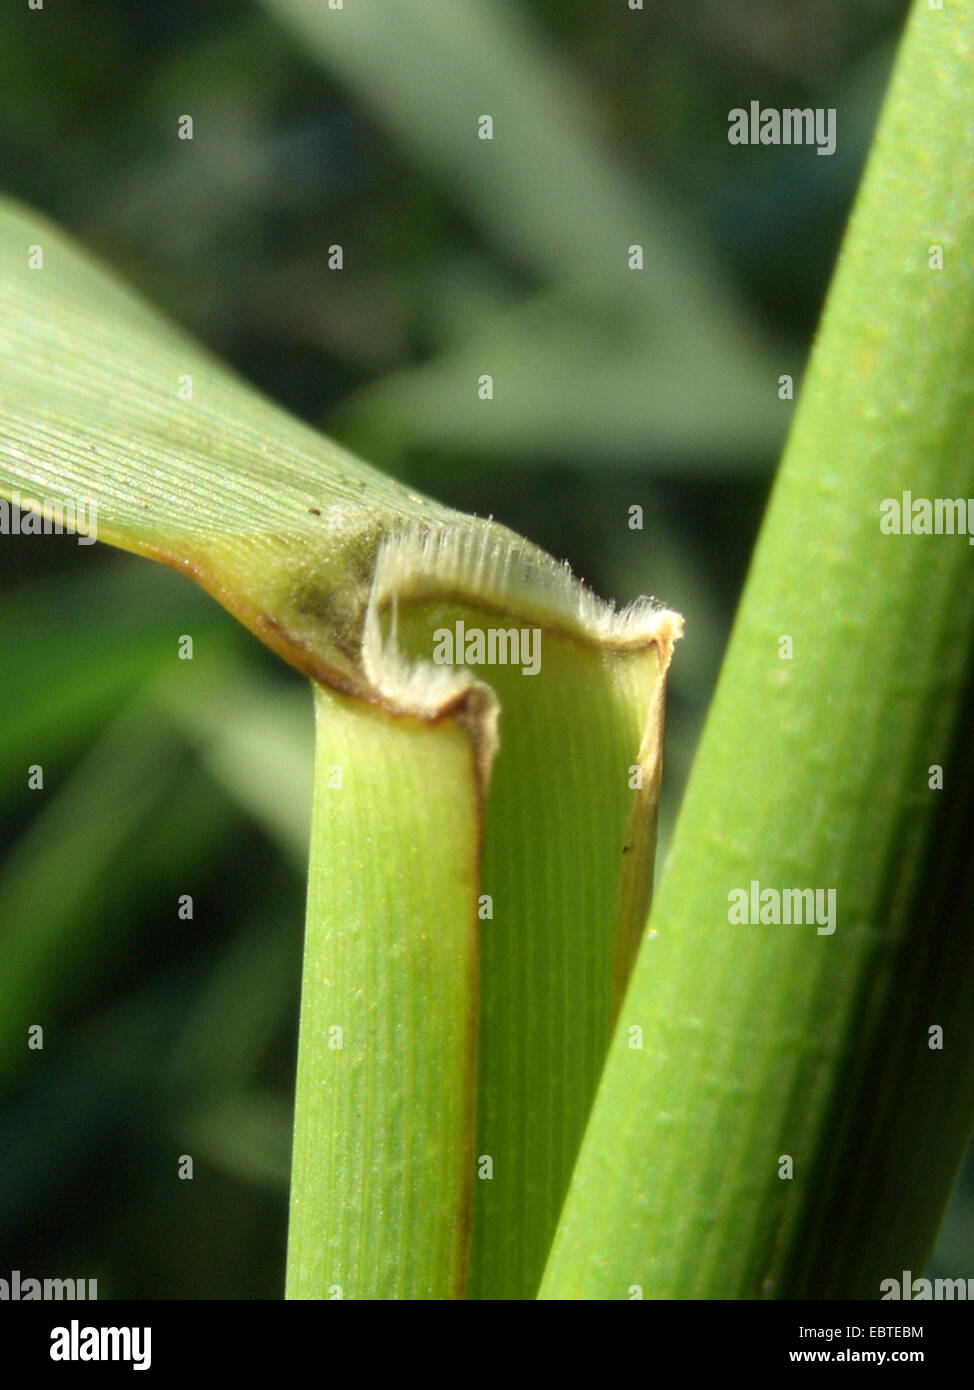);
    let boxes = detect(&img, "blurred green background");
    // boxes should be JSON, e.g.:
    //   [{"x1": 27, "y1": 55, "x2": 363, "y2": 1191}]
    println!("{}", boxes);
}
[{"x1": 2, "y1": 0, "x2": 970, "y2": 1297}]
